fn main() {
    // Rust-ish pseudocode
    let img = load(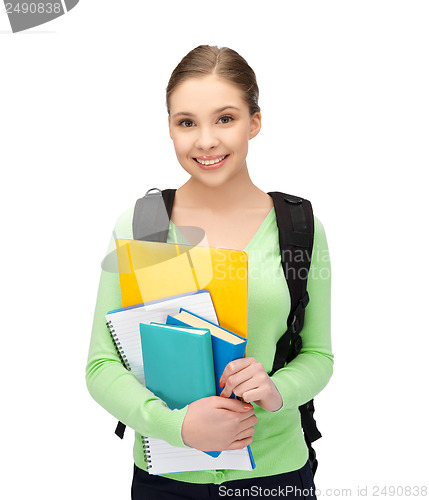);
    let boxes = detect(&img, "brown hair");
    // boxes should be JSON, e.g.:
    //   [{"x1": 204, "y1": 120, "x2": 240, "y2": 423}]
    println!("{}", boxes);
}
[{"x1": 166, "y1": 45, "x2": 260, "y2": 116}]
